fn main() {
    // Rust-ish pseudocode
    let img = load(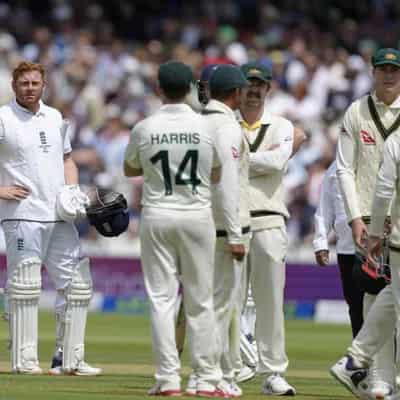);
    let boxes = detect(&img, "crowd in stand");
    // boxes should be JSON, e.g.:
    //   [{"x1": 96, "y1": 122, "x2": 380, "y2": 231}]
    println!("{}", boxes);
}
[{"x1": 0, "y1": 0, "x2": 398, "y2": 251}]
